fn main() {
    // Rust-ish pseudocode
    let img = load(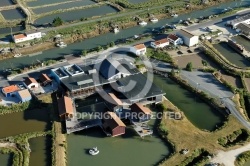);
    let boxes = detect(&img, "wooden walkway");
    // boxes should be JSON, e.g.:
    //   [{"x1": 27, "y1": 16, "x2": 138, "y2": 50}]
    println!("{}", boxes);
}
[{"x1": 66, "y1": 119, "x2": 101, "y2": 134}]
